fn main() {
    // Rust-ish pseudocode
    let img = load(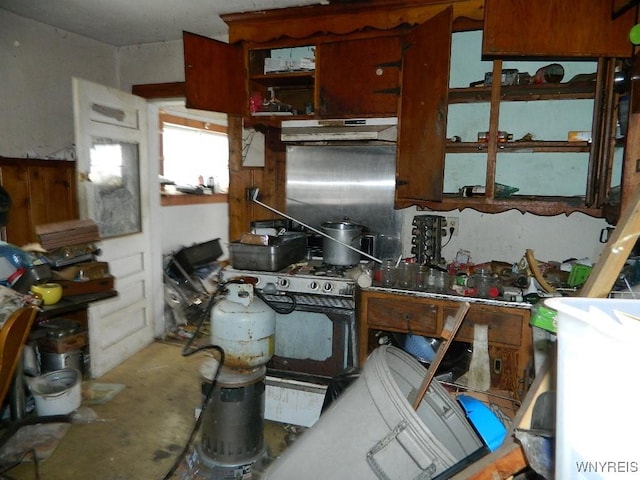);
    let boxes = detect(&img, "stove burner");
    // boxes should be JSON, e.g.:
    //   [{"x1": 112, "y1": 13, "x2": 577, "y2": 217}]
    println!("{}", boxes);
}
[{"x1": 311, "y1": 263, "x2": 355, "y2": 277}]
